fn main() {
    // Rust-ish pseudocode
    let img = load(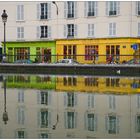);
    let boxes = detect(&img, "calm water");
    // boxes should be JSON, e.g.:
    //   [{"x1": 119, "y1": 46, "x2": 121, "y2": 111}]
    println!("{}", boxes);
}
[{"x1": 0, "y1": 74, "x2": 140, "y2": 139}]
